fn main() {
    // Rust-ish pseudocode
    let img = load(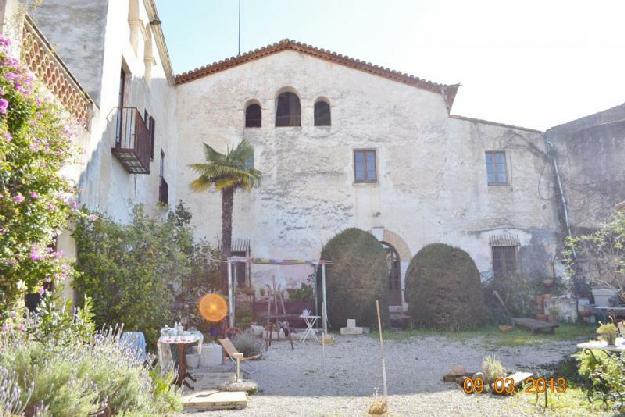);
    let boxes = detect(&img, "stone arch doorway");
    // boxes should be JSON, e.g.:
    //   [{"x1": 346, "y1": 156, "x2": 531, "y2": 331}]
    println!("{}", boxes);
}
[
  {"x1": 382, "y1": 242, "x2": 402, "y2": 305},
  {"x1": 370, "y1": 227, "x2": 412, "y2": 306}
]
